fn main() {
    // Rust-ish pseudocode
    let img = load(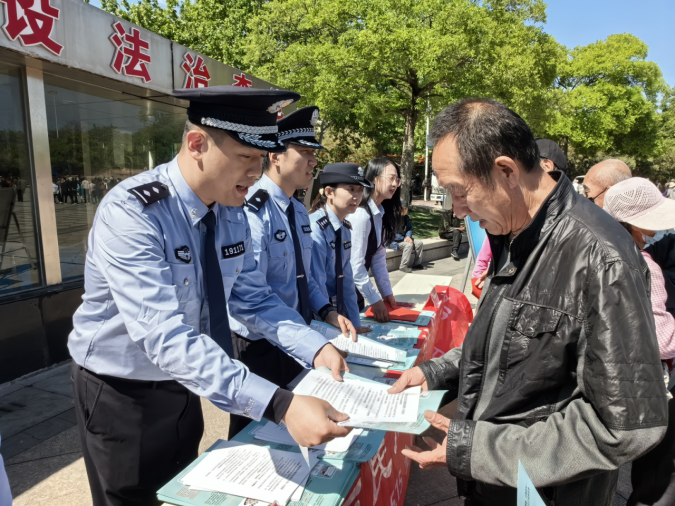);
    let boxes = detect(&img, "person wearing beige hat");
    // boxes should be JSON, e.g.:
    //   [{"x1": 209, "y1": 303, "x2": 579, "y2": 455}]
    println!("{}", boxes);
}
[{"x1": 605, "y1": 177, "x2": 675, "y2": 506}]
